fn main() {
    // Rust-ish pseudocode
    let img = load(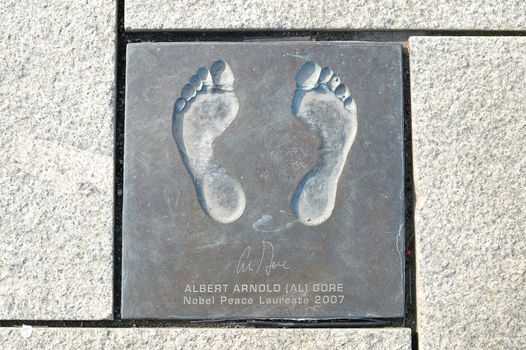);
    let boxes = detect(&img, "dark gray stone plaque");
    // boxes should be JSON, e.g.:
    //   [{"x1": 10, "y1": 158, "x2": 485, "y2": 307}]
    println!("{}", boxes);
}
[{"x1": 122, "y1": 42, "x2": 405, "y2": 319}]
